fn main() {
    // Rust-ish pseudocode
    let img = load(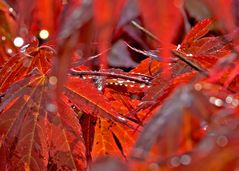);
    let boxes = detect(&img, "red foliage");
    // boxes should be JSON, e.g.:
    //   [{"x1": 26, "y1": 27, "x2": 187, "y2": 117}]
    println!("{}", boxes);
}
[{"x1": 1, "y1": 0, "x2": 239, "y2": 170}]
